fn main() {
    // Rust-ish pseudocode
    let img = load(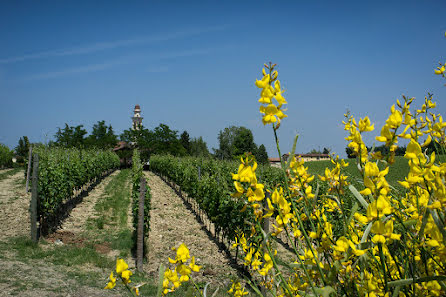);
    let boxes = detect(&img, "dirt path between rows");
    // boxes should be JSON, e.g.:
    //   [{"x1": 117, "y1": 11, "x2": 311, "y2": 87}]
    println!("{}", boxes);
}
[
  {"x1": 144, "y1": 171, "x2": 238, "y2": 286},
  {"x1": 0, "y1": 170, "x2": 121, "y2": 297},
  {"x1": 55, "y1": 171, "x2": 119, "y2": 234},
  {"x1": 0, "y1": 170, "x2": 30, "y2": 241}
]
